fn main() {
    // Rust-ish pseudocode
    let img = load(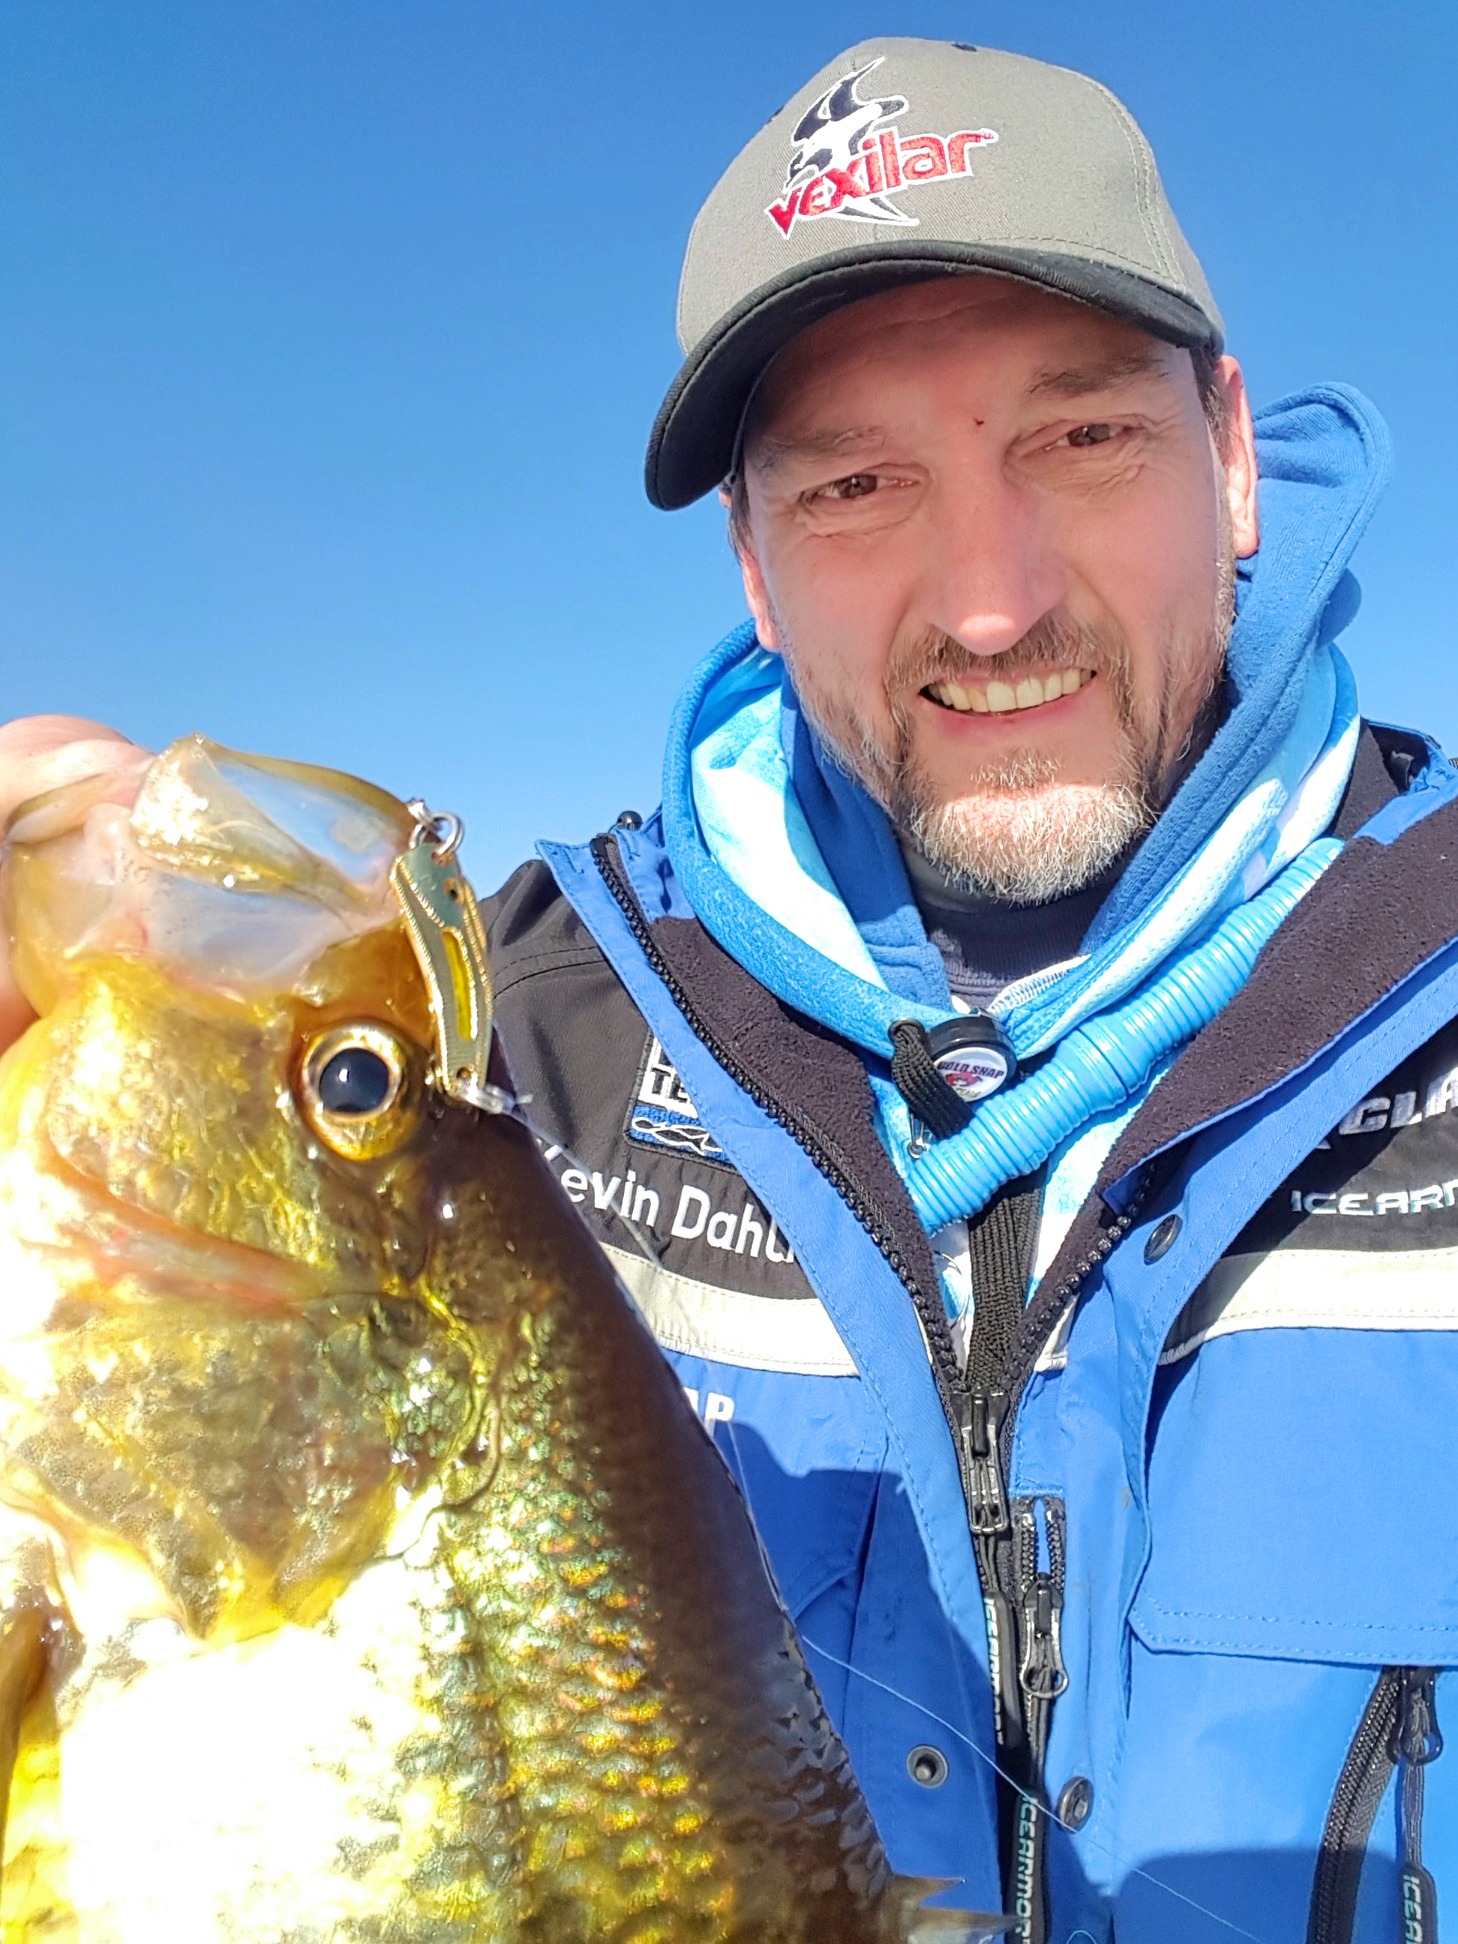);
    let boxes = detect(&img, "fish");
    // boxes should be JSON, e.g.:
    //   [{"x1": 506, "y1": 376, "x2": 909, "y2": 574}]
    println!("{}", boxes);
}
[{"x1": 0, "y1": 734, "x2": 1006, "y2": 1942}]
